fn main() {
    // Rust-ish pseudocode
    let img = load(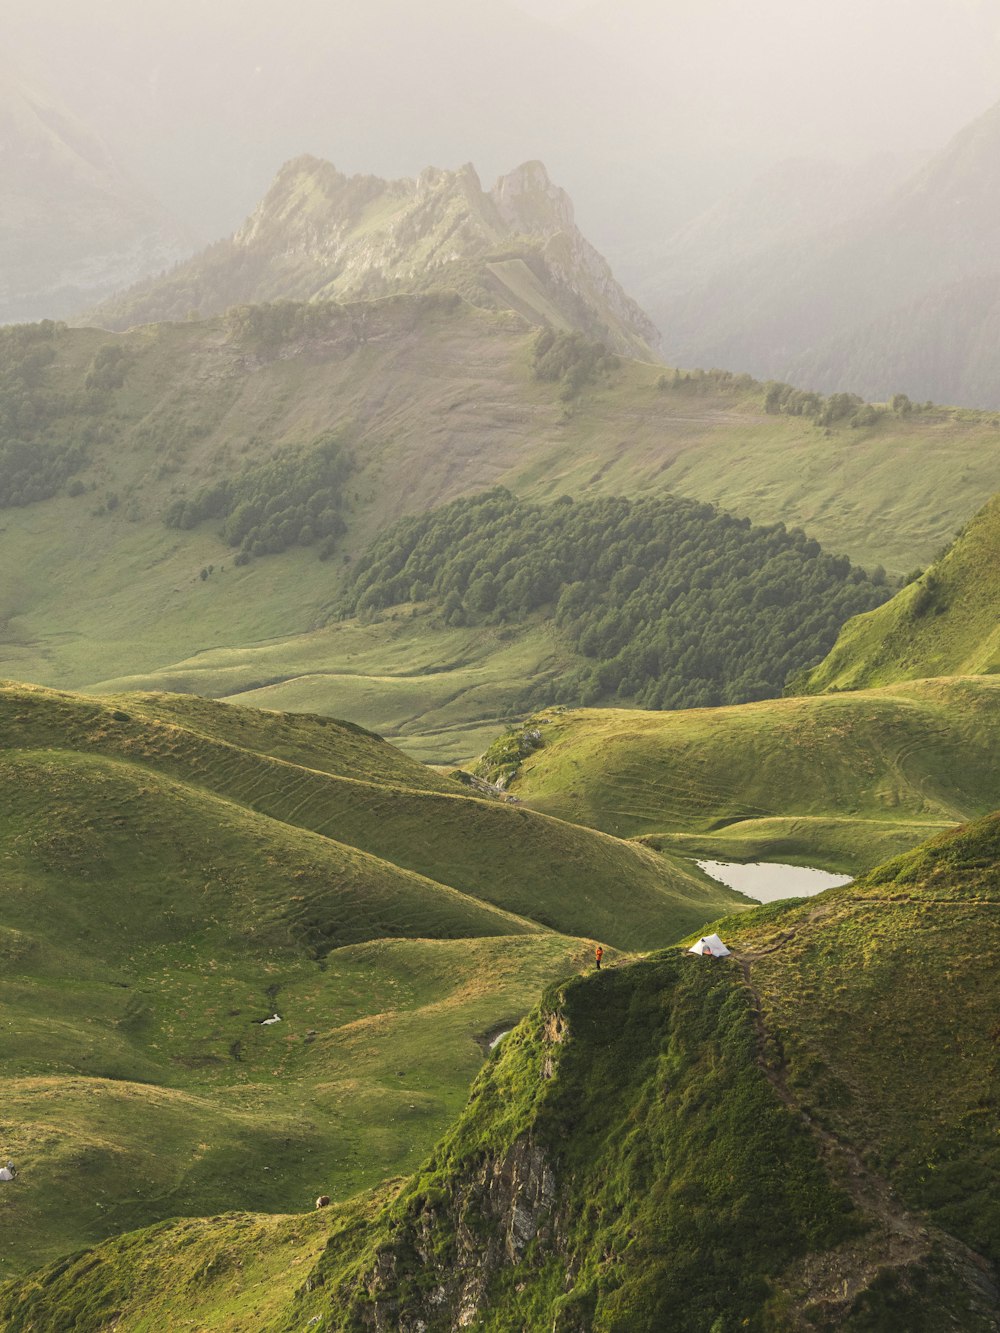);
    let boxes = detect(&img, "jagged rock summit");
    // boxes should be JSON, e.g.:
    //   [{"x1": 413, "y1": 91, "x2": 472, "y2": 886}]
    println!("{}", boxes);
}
[{"x1": 88, "y1": 155, "x2": 660, "y2": 358}]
